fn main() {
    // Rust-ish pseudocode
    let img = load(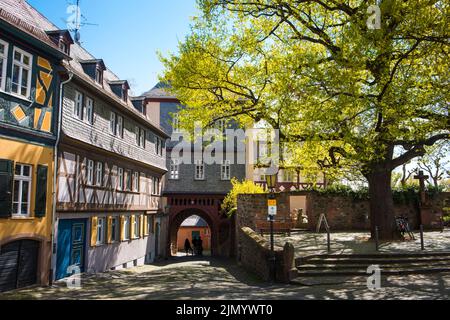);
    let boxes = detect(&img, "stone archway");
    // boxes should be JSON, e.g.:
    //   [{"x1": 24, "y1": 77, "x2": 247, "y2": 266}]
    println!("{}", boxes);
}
[{"x1": 169, "y1": 208, "x2": 219, "y2": 256}]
